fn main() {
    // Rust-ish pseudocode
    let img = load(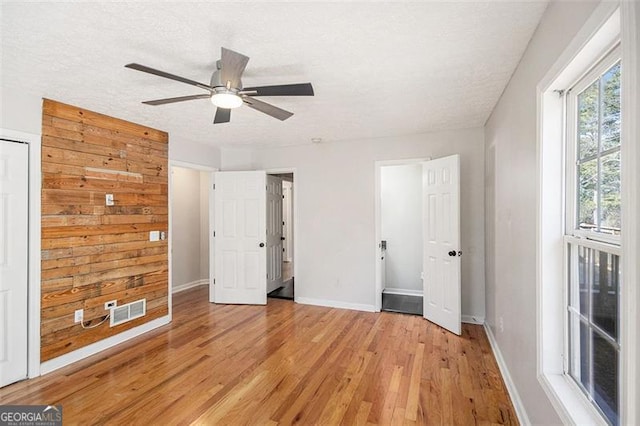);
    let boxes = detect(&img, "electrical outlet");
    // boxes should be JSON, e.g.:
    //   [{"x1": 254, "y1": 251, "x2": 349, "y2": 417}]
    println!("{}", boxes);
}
[
  {"x1": 499, "y1": 316, "x2": 504, "y2": 333},
  {"x1": 105, "y1": 193, "x2": 114, "y2": 206},
  {"x1": 104, "y1": 300, "x2": 117, "y2": 310},
  {"x1": 74, "y1": 309, "x2": 84, "y2": 323}
]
